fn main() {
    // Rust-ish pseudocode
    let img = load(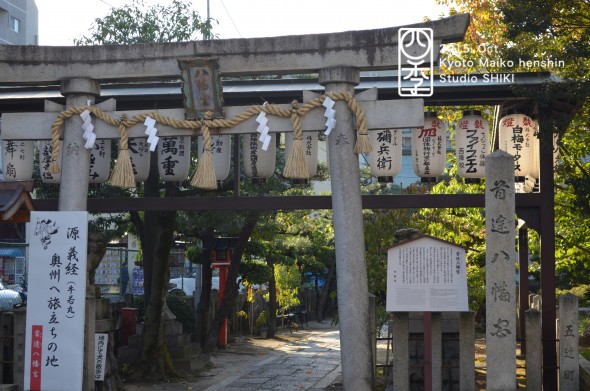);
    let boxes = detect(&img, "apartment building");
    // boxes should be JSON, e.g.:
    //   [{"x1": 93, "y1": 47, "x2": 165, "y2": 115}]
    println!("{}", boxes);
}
[{"x1": 0, "y1": 0, "x2": 37, "y2": 45}]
